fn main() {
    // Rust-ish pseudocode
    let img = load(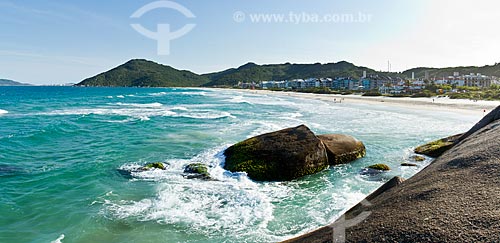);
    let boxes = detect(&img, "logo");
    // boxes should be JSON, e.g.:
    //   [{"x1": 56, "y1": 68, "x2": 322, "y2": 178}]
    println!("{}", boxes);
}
[
  {"x1": 130, "y1": 1, "x2": 196, "y2": 55},
  {"x1": 329, "y1": 199, "x2": 372, "y2": 242}
]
